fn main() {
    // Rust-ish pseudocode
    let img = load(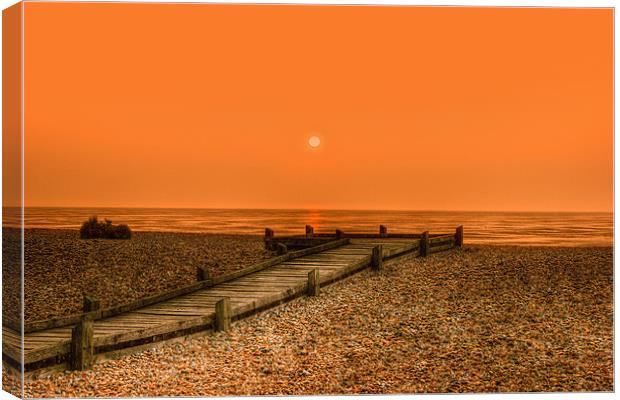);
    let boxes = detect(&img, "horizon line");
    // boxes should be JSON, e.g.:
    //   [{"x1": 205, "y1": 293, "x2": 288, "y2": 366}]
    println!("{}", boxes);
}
[{"x1": 2, "y1": 205, "x2": 614, "y2": 214}]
